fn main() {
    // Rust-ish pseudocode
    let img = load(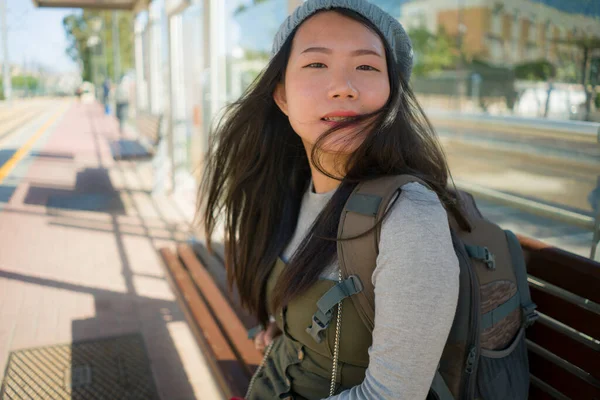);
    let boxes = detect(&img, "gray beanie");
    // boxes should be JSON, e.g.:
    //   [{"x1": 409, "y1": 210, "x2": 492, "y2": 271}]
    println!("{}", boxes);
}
[{"x1": 272, "y1": 0, "x2": 413, "y2": 81}]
